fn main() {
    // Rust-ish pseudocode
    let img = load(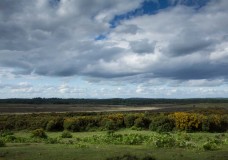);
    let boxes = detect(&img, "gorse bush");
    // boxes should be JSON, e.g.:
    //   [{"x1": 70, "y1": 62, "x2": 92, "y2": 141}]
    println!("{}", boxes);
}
[
  {"x1": 169, "y1": 112, "x2": 206, "y2": 132},
  {"x1": 169, "y1": 112, "x2": 228, "y2": 132},
  {"x1": 31, "y1": 128, "x2": 47, "y2": 139}
]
